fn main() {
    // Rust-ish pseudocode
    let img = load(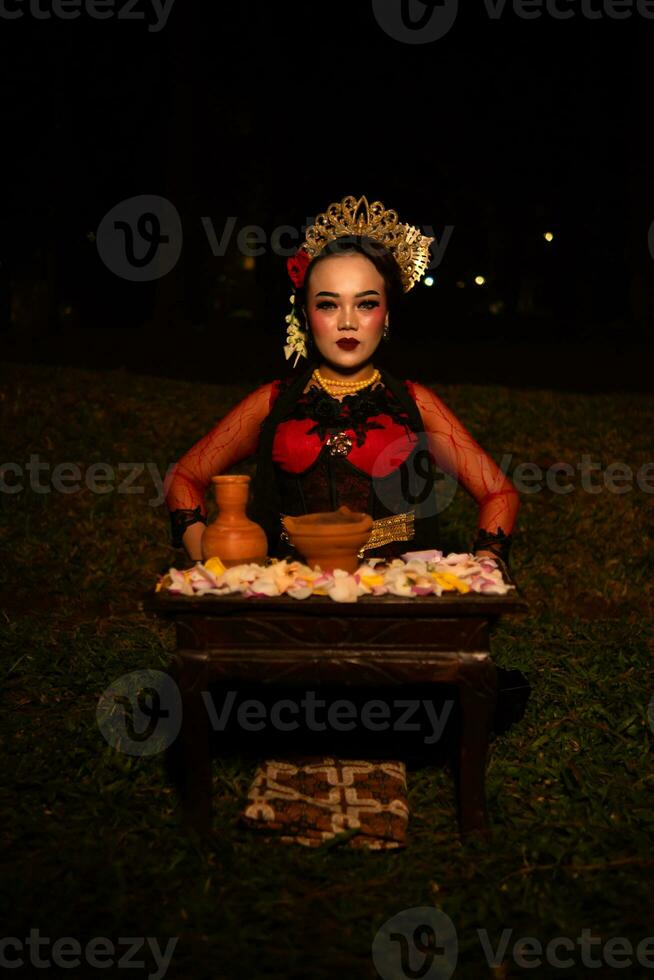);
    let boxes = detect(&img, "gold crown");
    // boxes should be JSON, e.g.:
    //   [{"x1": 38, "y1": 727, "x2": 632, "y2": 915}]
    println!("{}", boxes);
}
[{"x1": 299, "y1": 194, "x2": 434, "y2": 292}]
